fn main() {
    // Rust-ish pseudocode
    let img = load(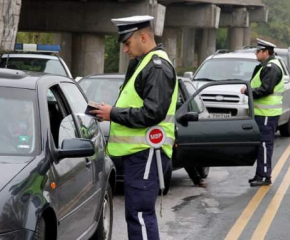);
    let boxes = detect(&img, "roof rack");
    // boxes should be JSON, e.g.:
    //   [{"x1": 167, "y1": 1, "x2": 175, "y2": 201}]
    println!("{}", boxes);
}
[
  {"x1": 215, "y1": 49, "x2": 231, "y2": 54},
  {"x1": 211, "y1": 49, "x2": 231, "y2": 58}
]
